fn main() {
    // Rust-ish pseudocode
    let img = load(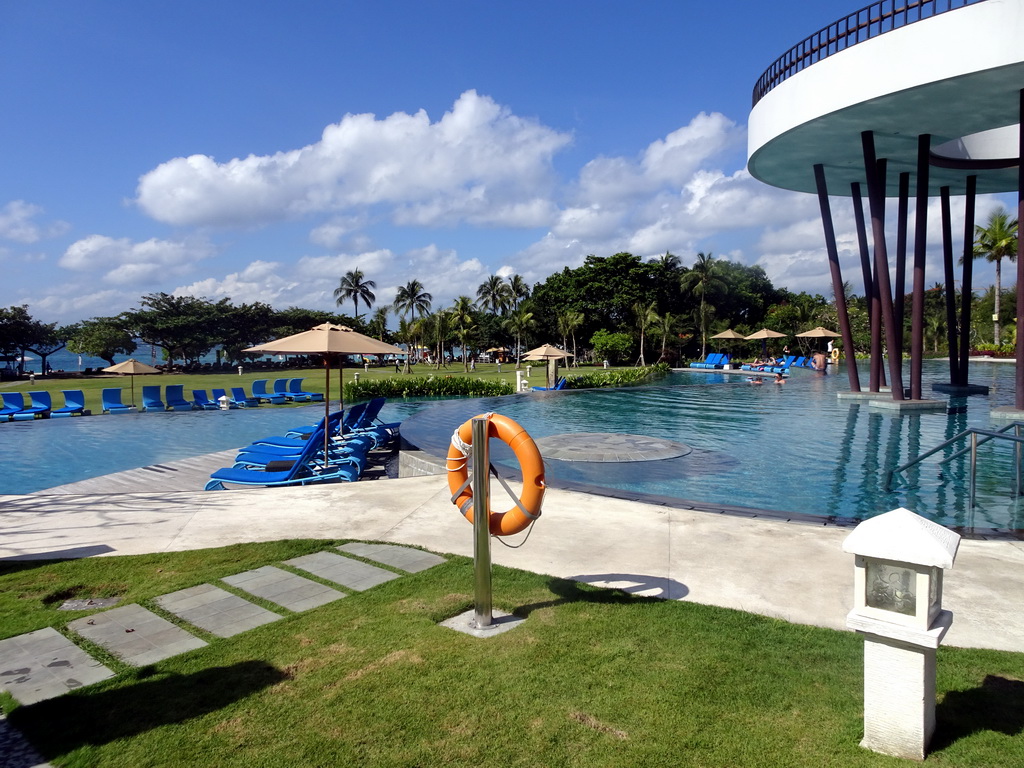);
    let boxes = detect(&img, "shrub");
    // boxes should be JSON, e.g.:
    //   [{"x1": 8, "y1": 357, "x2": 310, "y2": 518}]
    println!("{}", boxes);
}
[
  {"x1": 344, "y1": 376, "x2": 515, "y2": 401},
  {"x1": 565, "y1": 363, "x2": 669, "y2": 389}
]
